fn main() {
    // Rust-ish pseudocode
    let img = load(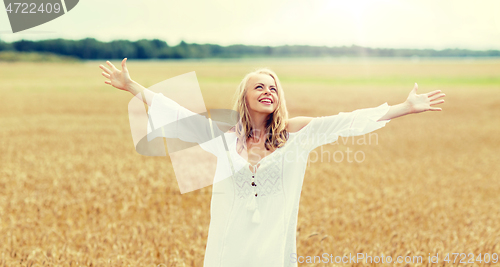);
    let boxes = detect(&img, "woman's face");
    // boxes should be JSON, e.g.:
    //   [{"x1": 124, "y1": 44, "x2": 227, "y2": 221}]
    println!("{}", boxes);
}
[{"x1": 245, "y1": 73, "x2": 278, "y2": 115}]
